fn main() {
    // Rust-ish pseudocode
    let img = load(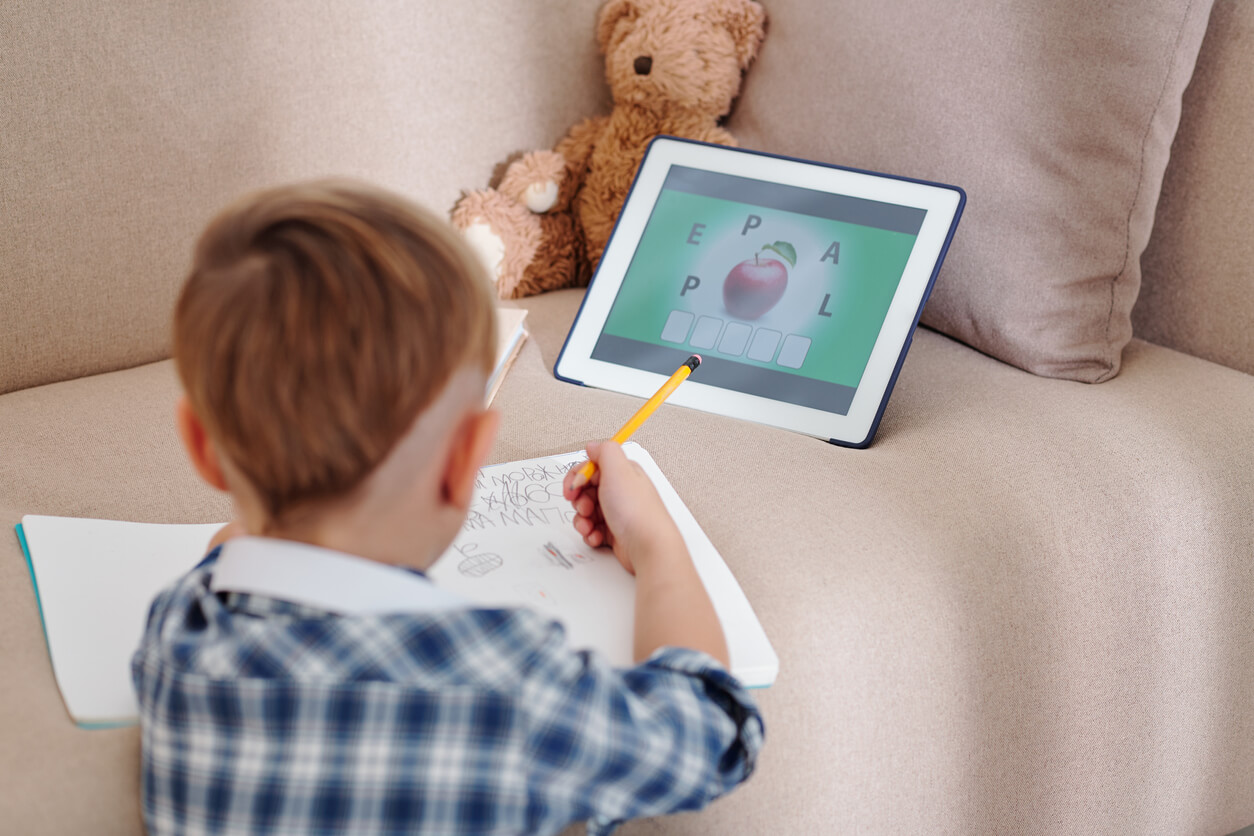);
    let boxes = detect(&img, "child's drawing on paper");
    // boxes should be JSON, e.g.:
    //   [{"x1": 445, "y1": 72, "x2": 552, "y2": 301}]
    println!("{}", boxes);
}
[
  {"x1": 542, "y1": 542, "x2": 572, "y2": 569},
  {"x1": 428, "y1": 452, "x2": 638, "y2": 665},
  {"x1": 454, "y1": 543, "x2": 503, "y2": 578},
  {"x1": 540, "y1": 542, "x2": 599, "y2": 569}
]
